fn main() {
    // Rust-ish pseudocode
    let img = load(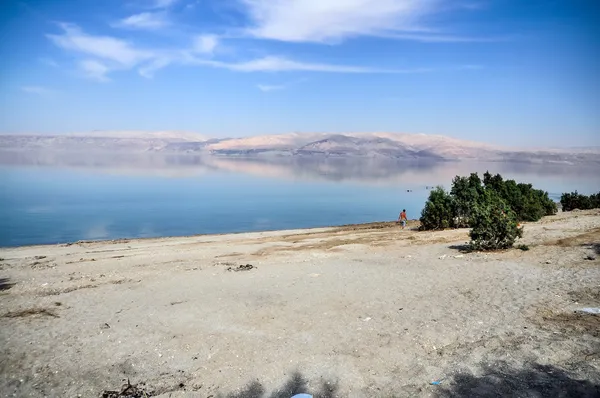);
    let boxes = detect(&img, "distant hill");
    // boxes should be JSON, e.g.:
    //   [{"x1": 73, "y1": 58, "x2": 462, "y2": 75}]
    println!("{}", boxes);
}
[{"x1": 1, "y1": 131, "x2": 598, "y2": 164}]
